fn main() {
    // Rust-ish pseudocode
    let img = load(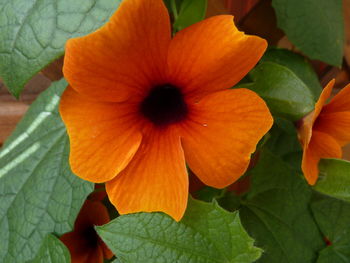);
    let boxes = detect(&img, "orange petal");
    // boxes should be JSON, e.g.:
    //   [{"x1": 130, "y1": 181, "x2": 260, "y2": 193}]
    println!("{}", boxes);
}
[
  {"x1": 167, "y1": 15, "x2": 267, "y2": 101},
  {"x1": 314, "y1": 112, "x2": 350, "y2": 146},
  {"x1": 106, "y1": 128, "x2": 188, "y2": 221},
  {"x1": 298, "y1": 80, "x2": 334, "y2": 148},
  {"x1": 60, "y1": 87, "x2": 142, "y2": 183},
  {"x1": 180, "y1": 89, "x2": 273, "y2": 188},
  {"x1": 323, "y1": 83, "x2": 350, "y2": 113},
  {"x1": 301, "y1": 147, "x2": 319, "y2": 186},
  {"x1": 302, "y1": 131, "x2": 342, "y2": 185},
  {"x1": 63, "y1": 0, "x2": 171, "y2": 102}
]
